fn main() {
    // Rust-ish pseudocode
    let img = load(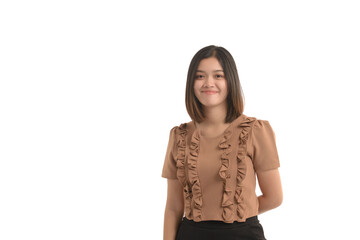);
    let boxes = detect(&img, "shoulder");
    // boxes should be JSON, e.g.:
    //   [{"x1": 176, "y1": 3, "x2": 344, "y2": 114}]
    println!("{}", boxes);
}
[
  {"x1": 248, "y1": 117, "x2": 277, "y2": 143},
  {"x1": 253, "y1": 118, "x2": 270, "y2": 129},
  {"x1": 171, "y1": 120, "x2": 194, "y2": 134},
  {"x1": 240, "y1": 114, "x2": 271, "y2": 128},
  {"x1": 165, "y1": 121, "x2": 192, "y2": 143},
  {"x1": 234, "y1": 114, "x2": 257, "y2": 130},
  {"x1": 251, "y1": 117, "x2": 275, "y2": 133},
  {"x1": 236, "y1": 114, "x2": 275, "y2": 141}
]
